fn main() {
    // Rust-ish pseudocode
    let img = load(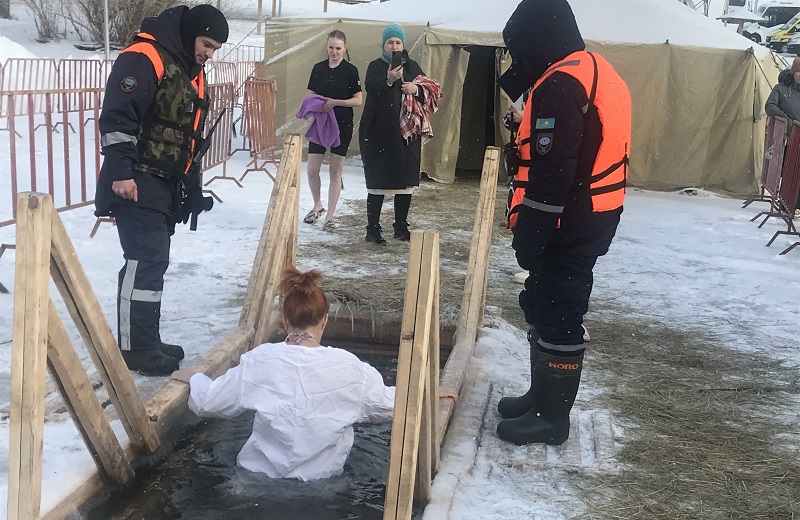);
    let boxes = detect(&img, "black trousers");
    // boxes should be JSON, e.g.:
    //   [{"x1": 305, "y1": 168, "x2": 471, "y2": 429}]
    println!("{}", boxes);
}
[
  {"x1": 114, "y1": 205, "x2": 174, "y2": 352},
  {"x1": 518, "y1": 252, "x2": 598, "y2": 351}
]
